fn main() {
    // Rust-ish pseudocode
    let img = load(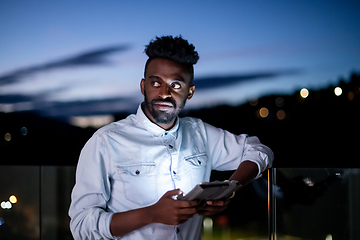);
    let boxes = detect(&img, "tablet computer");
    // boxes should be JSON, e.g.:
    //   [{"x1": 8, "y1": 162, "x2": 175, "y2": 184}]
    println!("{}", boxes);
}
[{"x1": 177, "y1": 180, "x2": 241, "y2": 202}]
